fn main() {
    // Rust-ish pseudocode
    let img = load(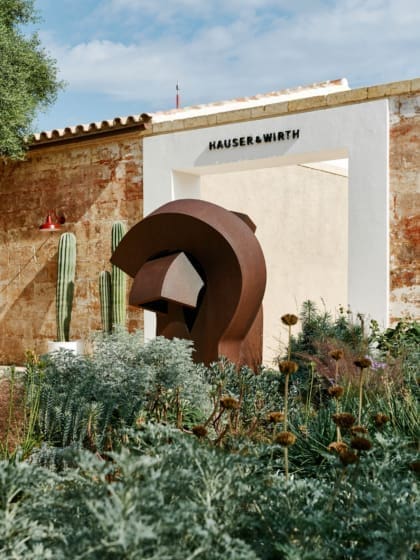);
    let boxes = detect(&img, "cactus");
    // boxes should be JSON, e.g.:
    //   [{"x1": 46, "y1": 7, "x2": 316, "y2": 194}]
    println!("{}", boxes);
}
[
  {"x1": 99, "y1": 221, "x2": 127, "y2": 332},
  {"x1": 99, "y1": 271, "x2": 112, "y2": 333},
  {"x1": 111, "y1": 221, "x2": 127, "y2": 328},
  {"x1": 56, "y1": 232, "x2": 77, "y2": 342}
]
